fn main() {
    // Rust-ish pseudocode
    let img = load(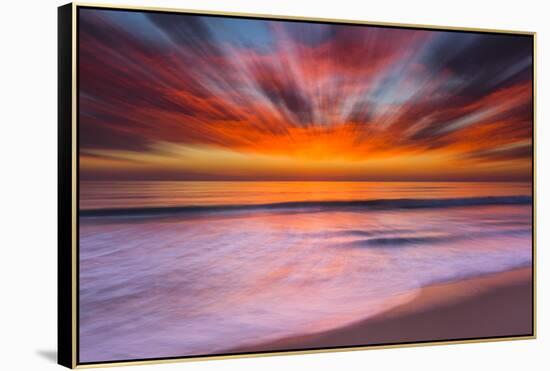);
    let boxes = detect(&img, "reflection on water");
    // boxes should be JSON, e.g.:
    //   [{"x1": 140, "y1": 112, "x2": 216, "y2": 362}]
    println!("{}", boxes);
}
[
  {"x1": 79, "y1": 181, "x2": 531, "y2": 210},
  {"x1": 79, "y1": 181, "x2": 532, "y2": 362}
]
